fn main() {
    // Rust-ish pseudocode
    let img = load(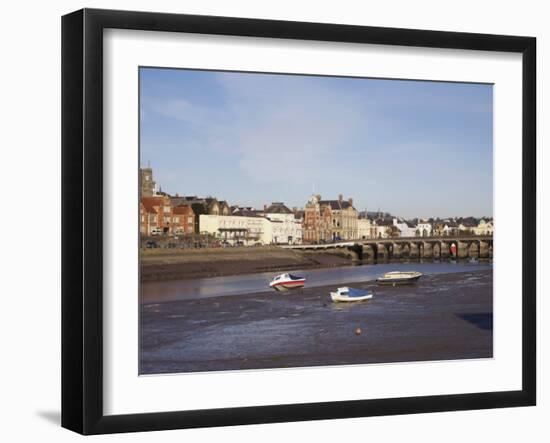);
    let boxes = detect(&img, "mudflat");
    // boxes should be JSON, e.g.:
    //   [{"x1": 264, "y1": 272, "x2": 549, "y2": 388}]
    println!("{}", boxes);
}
[
  {"x1": 140, "y1": 246, "x2": 354, "y2": 282},
  {"x1": 140, "y1": 270, "x2": 493, "y2": 374}
]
